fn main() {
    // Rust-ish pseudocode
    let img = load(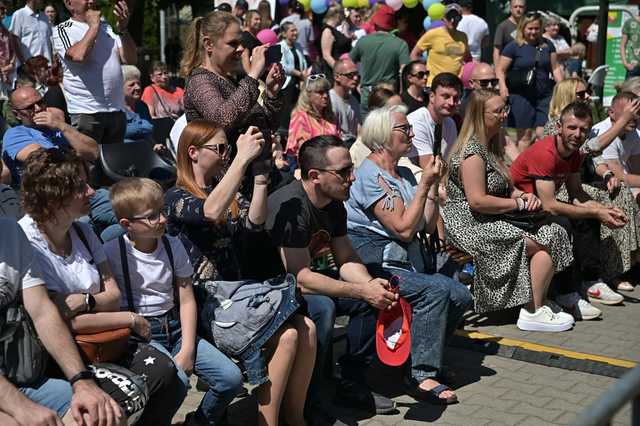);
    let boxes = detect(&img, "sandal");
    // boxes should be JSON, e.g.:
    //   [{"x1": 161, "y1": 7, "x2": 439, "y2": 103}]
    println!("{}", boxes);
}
[
  {"x1": 437, "y1": 367, "x2": 457, "y2": 385},
  {"x1": 406, "y1": 383, "x2": 459, "y2": 405}
]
